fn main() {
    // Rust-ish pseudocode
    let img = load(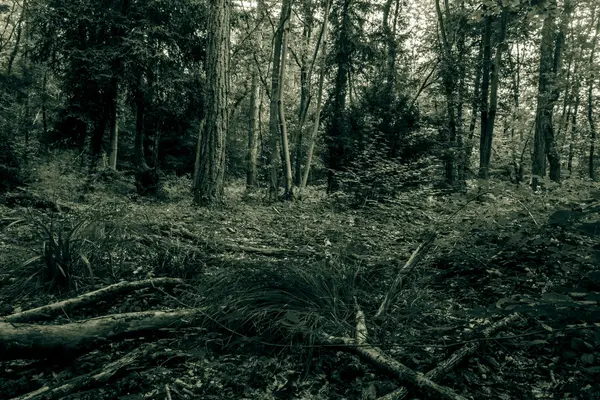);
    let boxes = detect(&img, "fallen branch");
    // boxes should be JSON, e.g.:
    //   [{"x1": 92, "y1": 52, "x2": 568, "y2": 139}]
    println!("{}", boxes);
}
[
  {"x1": 11, "y1": 344, "x2": 184, "y2": 400},
  {"x1": 3, "y1": 278, "x2": 184, "y2": 323},
  {"x1": 377, "y1": 313, "x2": 521, "y2": 400},
  {"x1": 322, "y1": 333, "x2": 467, "y2": 400},
  {"x1": 375, "y1": 232, "x2": 437, "y2": 321},
  {"x1": 0, "y1": 308, "x2": 205, "y2": 360}
]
